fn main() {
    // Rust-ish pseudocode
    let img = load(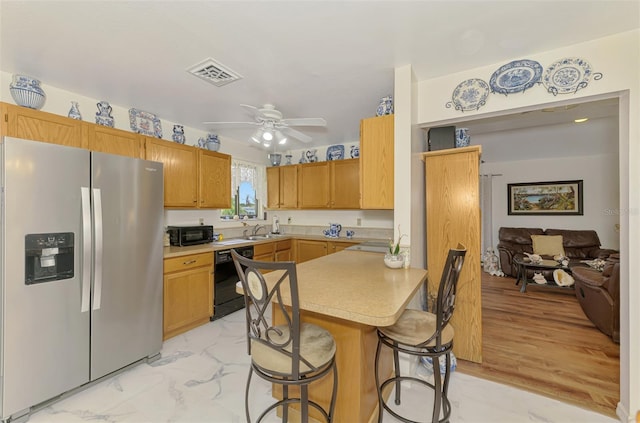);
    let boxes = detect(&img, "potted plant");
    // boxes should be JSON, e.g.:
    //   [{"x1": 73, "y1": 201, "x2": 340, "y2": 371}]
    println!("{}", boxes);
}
[{"x1": 385, "y1": 225, "x2": 406, "y2": 269}]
